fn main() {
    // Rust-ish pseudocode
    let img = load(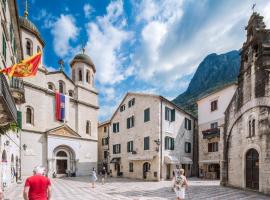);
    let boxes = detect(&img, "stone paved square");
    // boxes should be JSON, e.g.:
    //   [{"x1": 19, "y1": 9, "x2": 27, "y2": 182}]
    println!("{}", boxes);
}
[{"x1": 4, "y1": 177, "x2": 270, "y2": 200}]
